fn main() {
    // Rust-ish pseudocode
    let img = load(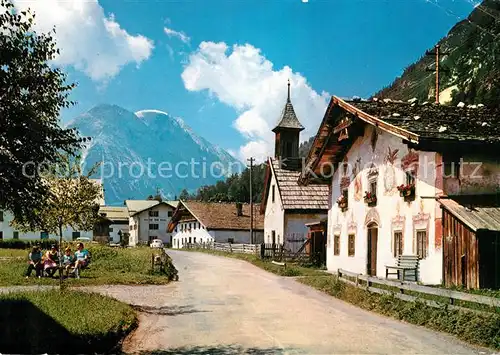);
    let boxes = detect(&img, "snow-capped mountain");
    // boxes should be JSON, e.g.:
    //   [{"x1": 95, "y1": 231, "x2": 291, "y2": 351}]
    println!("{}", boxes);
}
[{"x1": 68, "y1": 104, "x2": 242, "y2": 205}]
